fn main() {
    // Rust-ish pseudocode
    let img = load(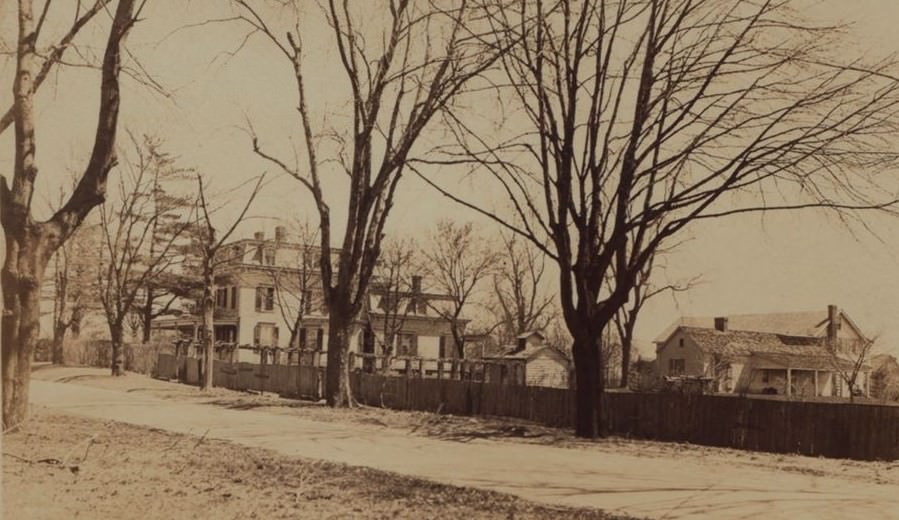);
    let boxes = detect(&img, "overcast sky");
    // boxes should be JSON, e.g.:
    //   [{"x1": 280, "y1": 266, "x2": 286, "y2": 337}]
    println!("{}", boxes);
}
[{"x1": 3, "y1": 0, "x2": 899, "y2": 356}]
